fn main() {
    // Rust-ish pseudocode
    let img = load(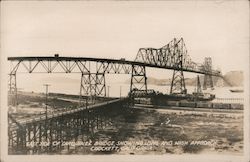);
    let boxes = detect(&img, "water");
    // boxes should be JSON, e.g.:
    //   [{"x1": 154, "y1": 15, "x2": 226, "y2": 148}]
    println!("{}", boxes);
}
[
  {"x1": 18, "y1": 80, "x2": 243, "y2": 99},
  {"x1": 14, "y1": 72, "x2": 244, "y2": 102}
]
